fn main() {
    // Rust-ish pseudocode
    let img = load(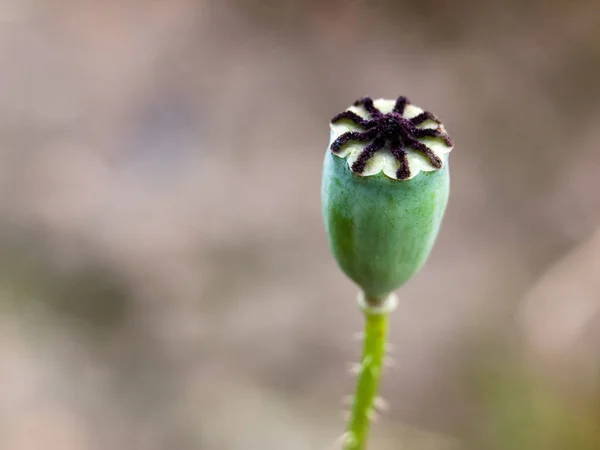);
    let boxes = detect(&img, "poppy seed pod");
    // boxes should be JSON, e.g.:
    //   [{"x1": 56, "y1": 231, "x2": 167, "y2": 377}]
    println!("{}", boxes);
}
[{"x1": 321, "y1": 96, "x2": 453, "y2": 302}]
